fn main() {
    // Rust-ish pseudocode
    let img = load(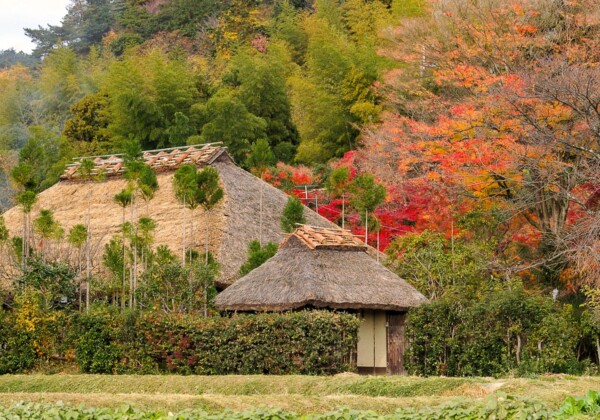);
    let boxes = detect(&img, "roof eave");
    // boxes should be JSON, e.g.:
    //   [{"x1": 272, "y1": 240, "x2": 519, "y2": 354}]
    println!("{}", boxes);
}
[{"x1": 216, "y1": 299, "x2": 422, "y2": 312}]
